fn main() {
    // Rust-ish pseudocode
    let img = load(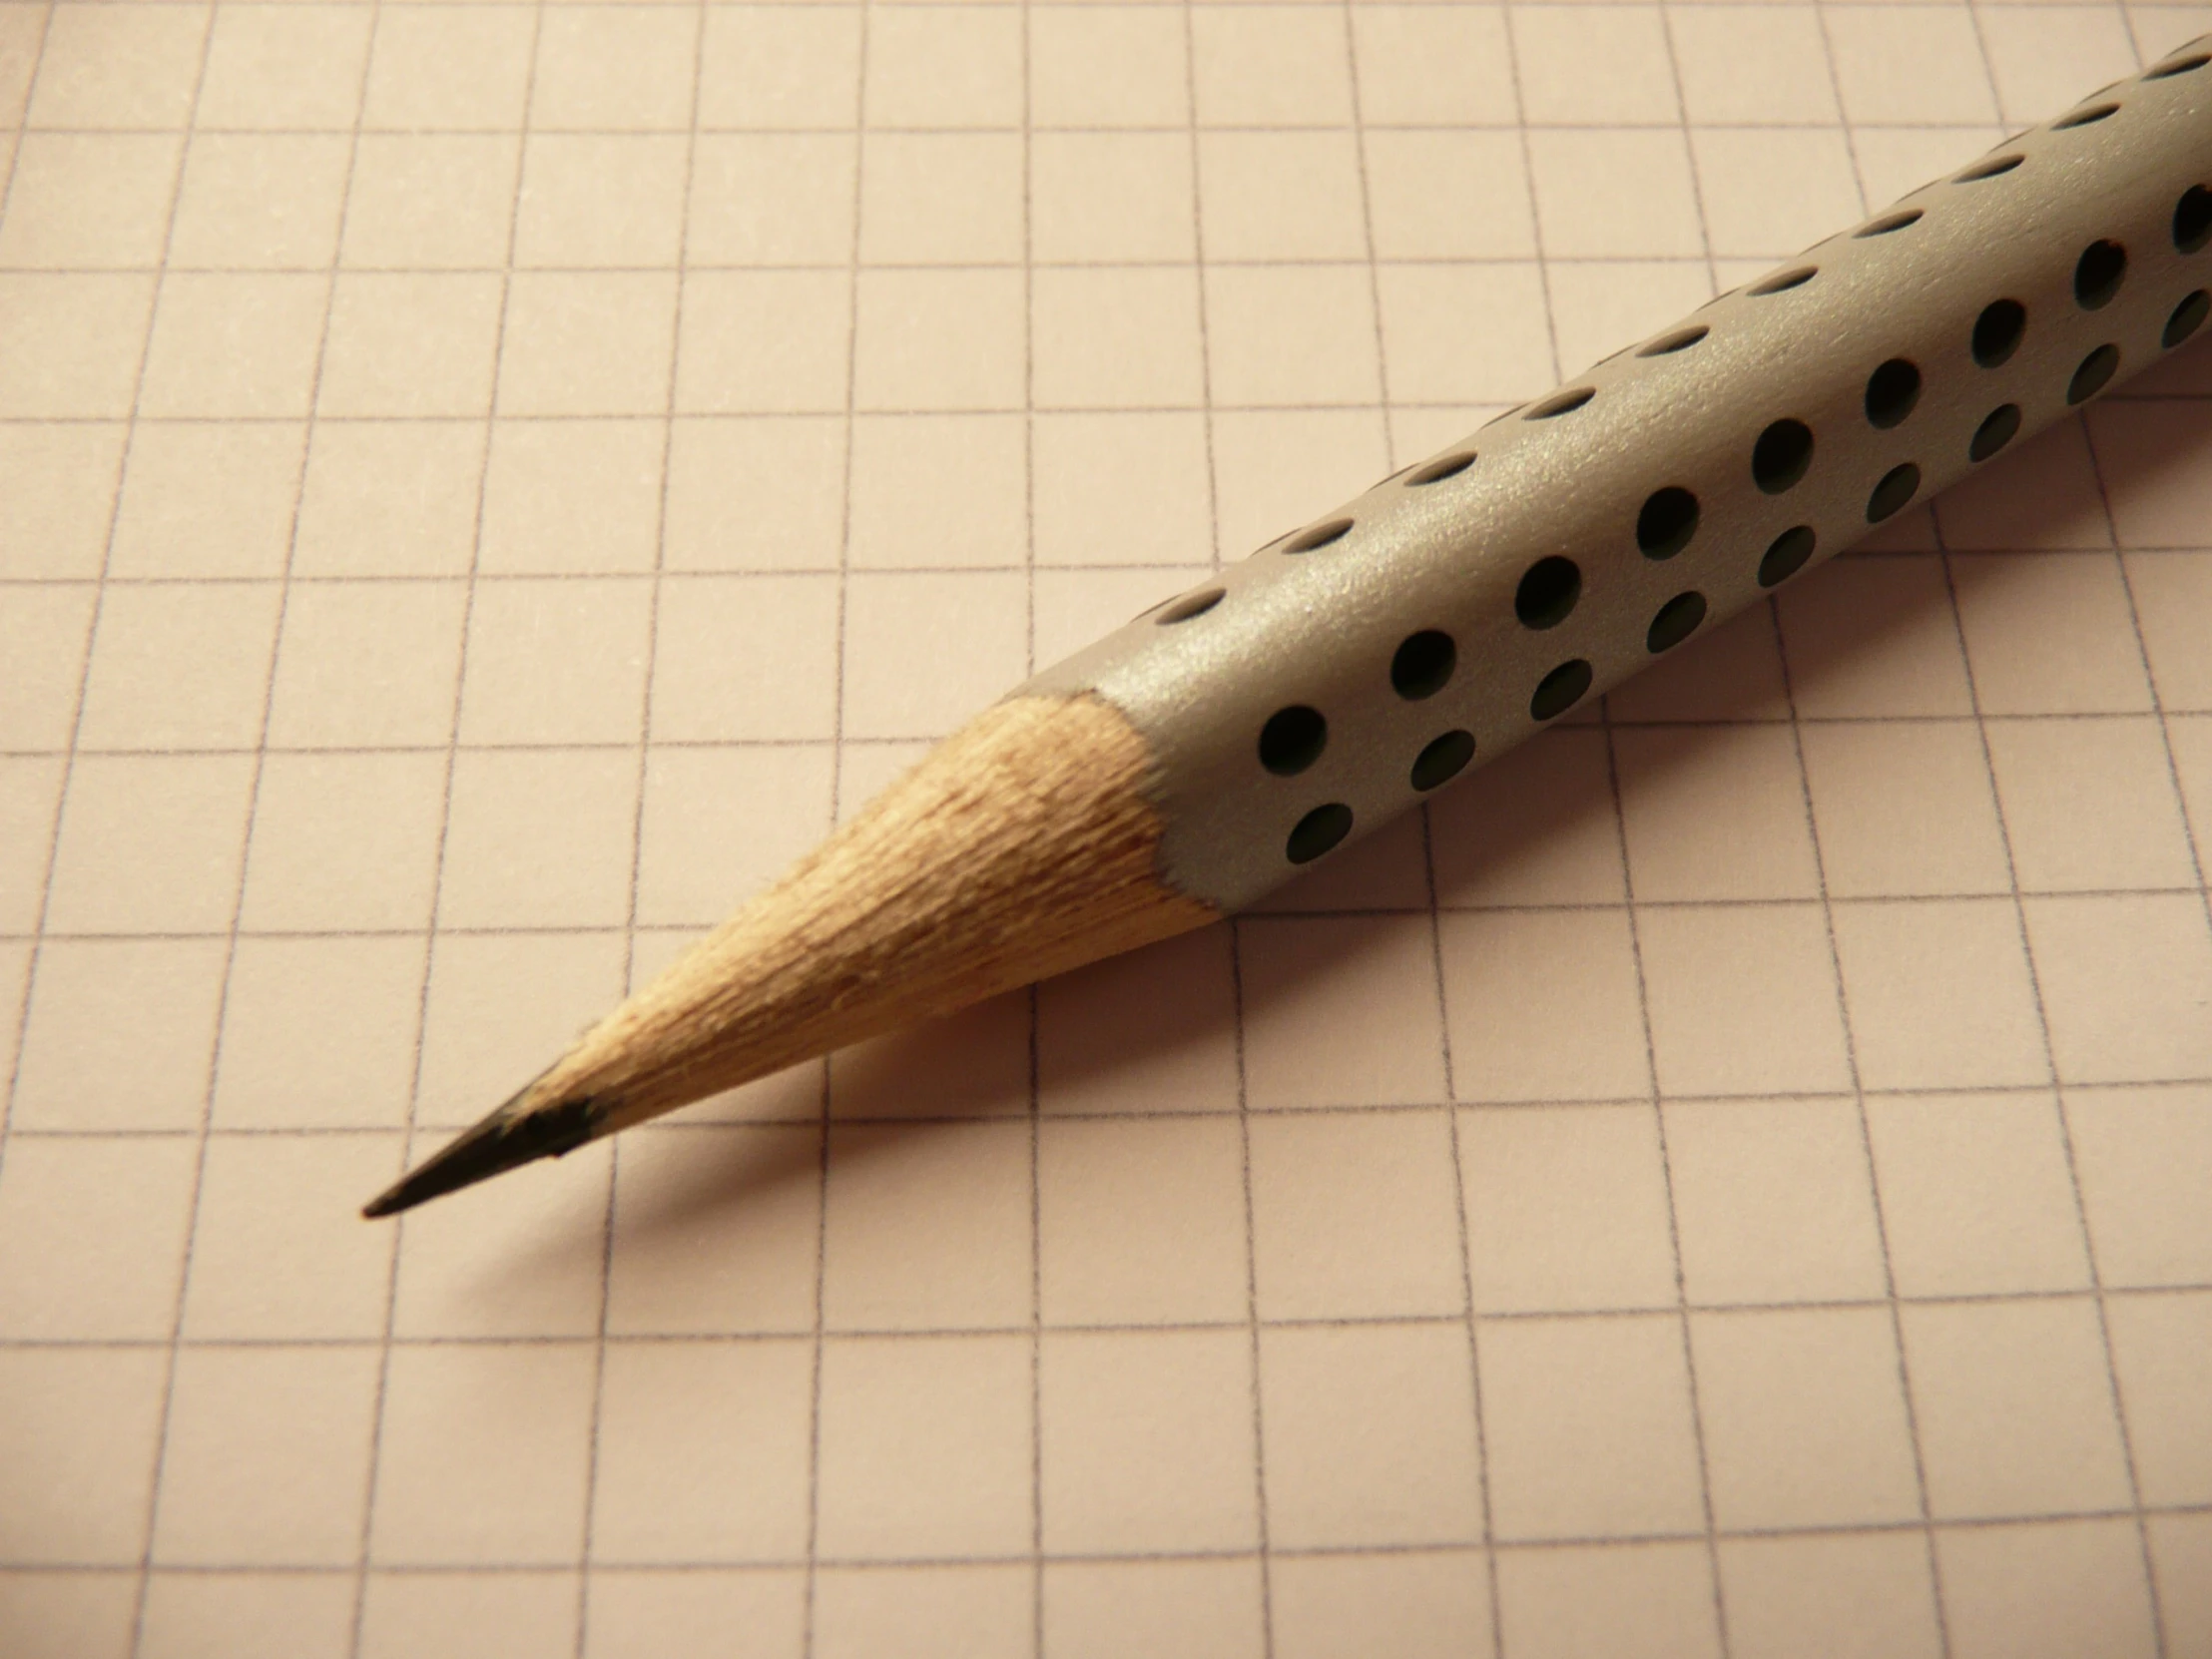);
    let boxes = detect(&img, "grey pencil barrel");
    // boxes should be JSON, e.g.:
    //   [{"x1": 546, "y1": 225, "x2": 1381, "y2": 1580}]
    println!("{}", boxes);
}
[{"x1": 1023, "y1": 40, "x2": 2212, "y2": 913}]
